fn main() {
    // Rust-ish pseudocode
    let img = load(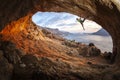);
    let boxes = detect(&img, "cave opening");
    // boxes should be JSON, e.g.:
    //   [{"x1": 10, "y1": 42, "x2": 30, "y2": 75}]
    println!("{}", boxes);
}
[{"x1": 32, "y1": 11, "x2": 113, "y2": 53}]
